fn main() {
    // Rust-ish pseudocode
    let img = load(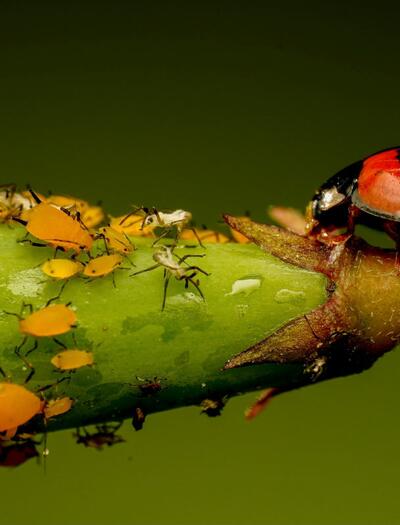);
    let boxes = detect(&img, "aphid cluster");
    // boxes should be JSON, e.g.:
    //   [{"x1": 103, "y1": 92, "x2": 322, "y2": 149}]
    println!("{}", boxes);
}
[{"x1": 0, "y1": 185, "x2": 252, "y2": 467}]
